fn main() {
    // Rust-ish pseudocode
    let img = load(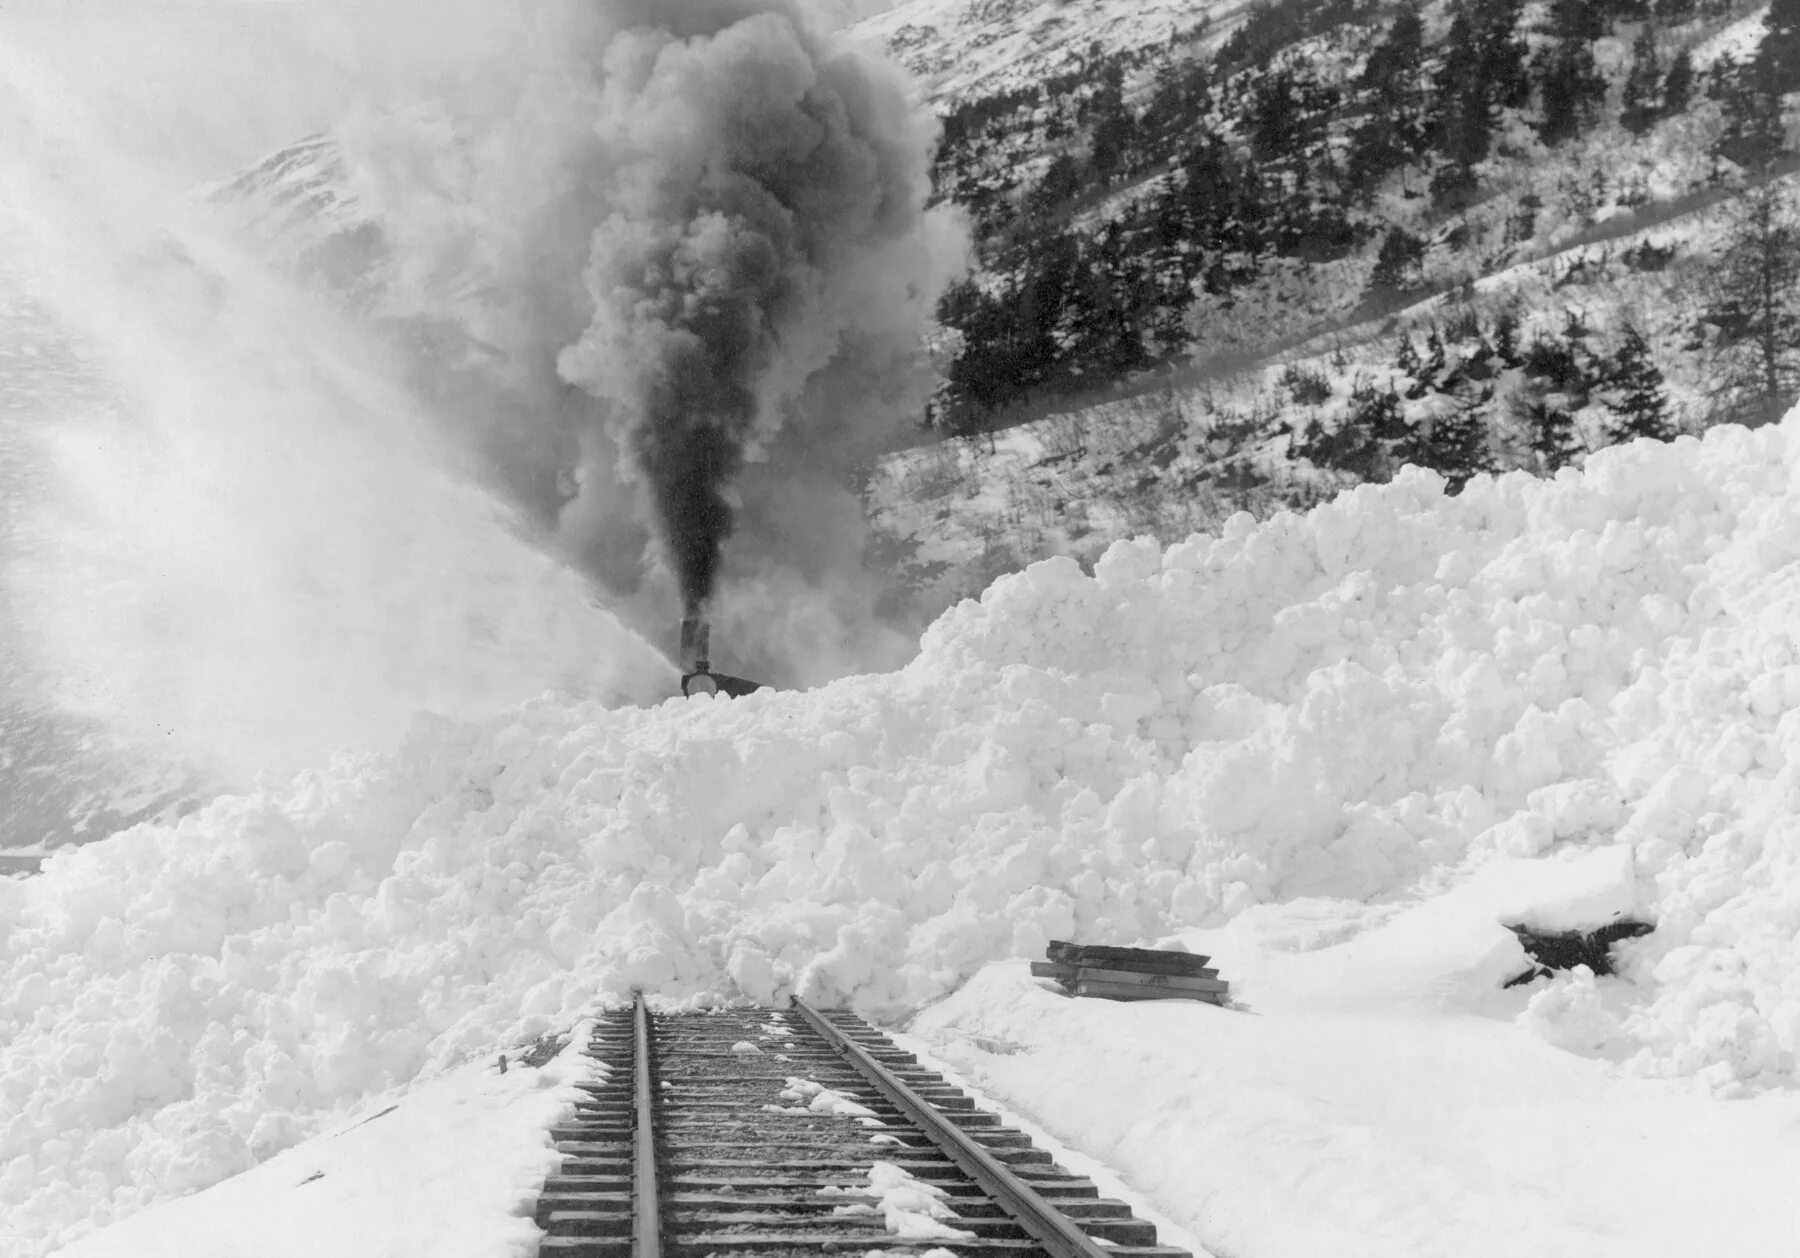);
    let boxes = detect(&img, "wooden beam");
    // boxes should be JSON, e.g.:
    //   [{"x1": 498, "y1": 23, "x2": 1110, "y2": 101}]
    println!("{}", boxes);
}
[
  {"x1": 1071, "y1": 966, "x2": 1226, "y2": 993},
  {"x1": 1071, "y1": 979, "x2": 1226, "y2": 1005},
  {"x1": 1030, "y1": 961, "x2": 1222, "y2": 986},
  {"x1": 1045, "y1": 941, "x2": 1213, "y2": 974}
]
